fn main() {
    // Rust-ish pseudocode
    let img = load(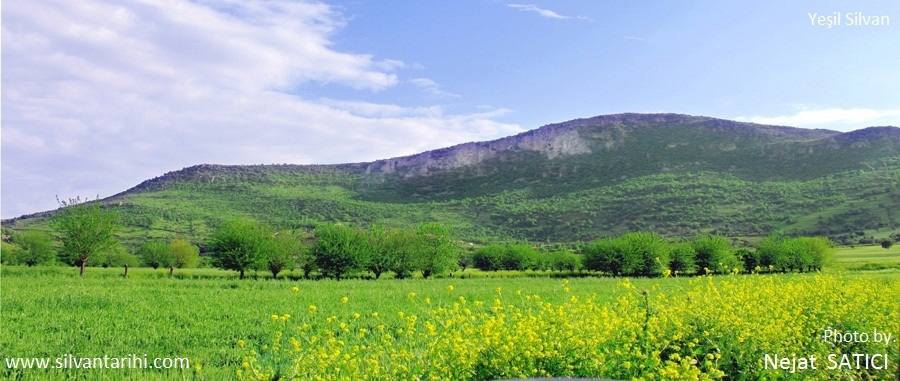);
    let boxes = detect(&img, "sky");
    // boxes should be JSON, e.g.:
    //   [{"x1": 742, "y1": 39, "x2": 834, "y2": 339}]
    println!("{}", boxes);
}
[{"x1": 2, "y1": 0, "x2": 899, "y2": 218}]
